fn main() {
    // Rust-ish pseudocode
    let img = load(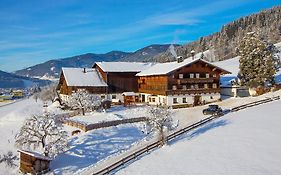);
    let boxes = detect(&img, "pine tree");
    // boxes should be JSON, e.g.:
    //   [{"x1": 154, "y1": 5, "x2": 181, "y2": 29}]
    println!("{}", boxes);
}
[{"x1": 237, "y1": 32, "x2": 277, "y2": 88}]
